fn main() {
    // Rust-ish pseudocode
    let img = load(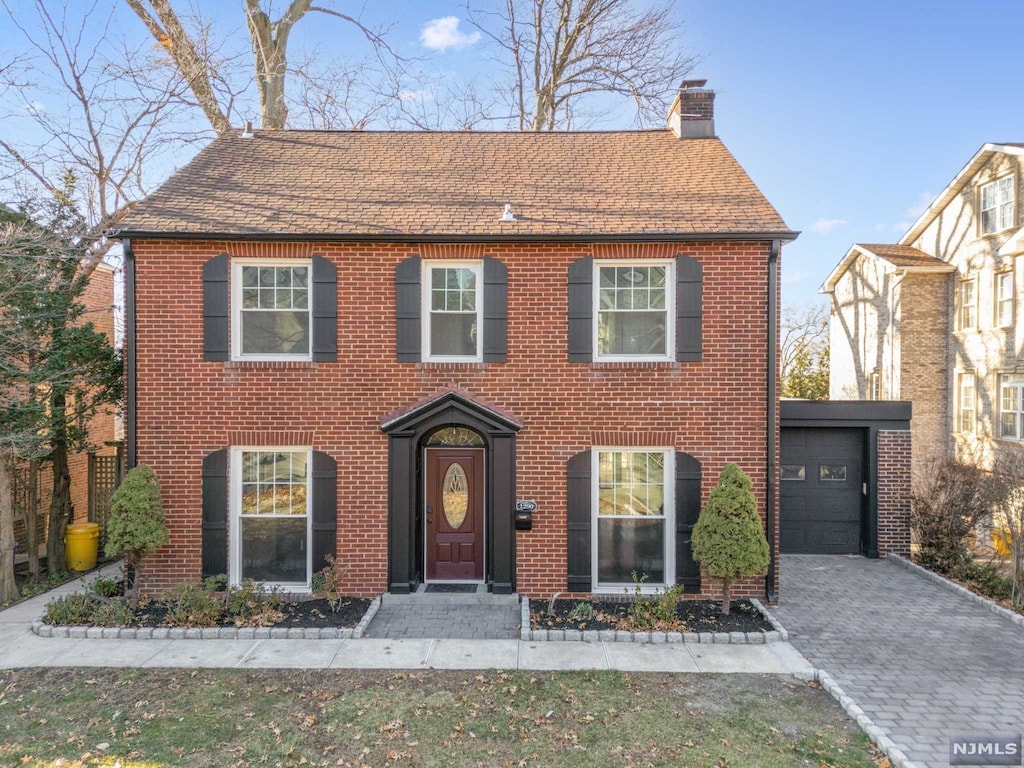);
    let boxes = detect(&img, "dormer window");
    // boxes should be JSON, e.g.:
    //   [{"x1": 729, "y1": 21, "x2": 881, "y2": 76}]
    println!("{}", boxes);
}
[{"x1": 981, "y1": 176, "x2": 1015, "y2": 235}]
